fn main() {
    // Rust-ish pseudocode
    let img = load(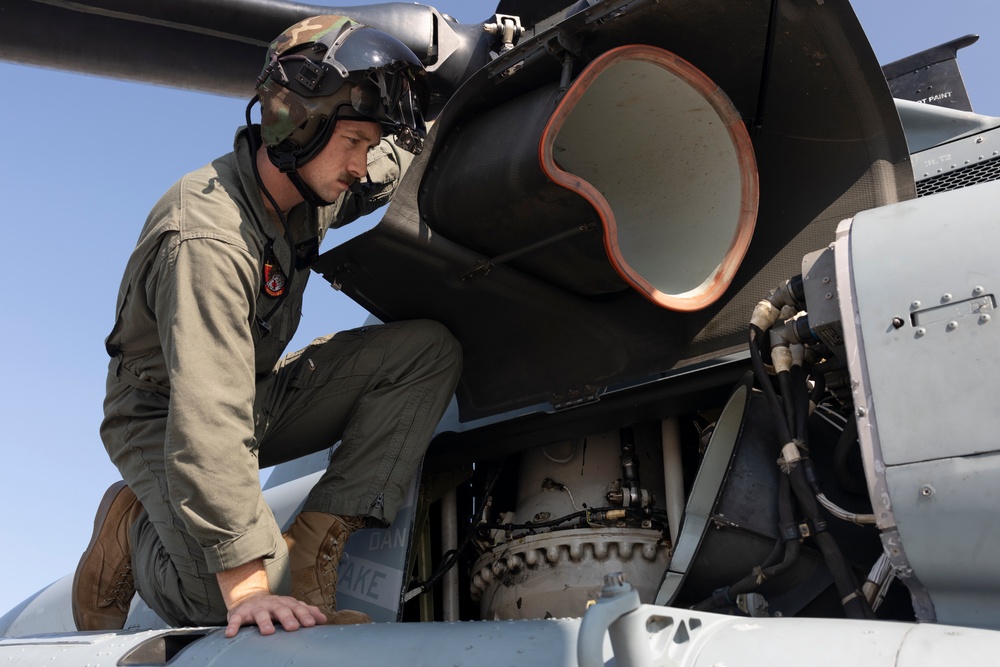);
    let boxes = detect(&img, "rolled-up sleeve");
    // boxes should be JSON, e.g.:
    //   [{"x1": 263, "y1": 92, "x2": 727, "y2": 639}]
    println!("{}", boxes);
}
[{"x1": 150, "y1": 233, "x2": 281, "y2": 573}]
